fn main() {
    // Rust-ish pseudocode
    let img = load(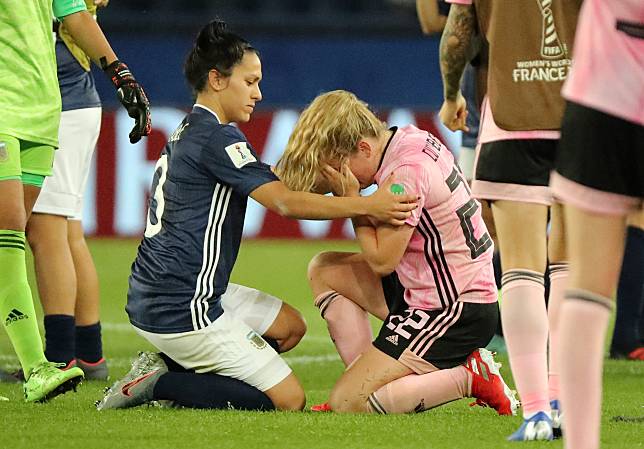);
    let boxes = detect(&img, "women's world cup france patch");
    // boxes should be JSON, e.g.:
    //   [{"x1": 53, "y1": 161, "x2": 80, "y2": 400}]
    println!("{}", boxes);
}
[{"x1": 225, "y1": 141, "x2": 256, "y2": 168}]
